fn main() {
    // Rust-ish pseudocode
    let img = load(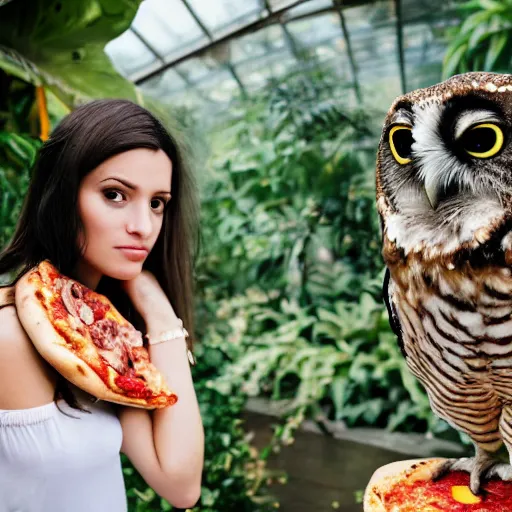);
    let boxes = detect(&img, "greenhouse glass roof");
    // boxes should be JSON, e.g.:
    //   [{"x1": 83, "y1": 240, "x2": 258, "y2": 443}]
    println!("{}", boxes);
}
[{"x1": 105, "y1": 0, "x2": 460, "y2": 116}]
